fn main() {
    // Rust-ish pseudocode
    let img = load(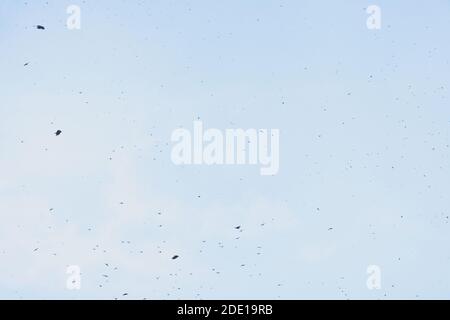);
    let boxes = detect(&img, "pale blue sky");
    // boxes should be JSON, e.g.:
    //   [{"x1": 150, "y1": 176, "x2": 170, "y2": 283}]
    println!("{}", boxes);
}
[{"x1": 0, "y1": 0, "x2": 450, "y2": 299}]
